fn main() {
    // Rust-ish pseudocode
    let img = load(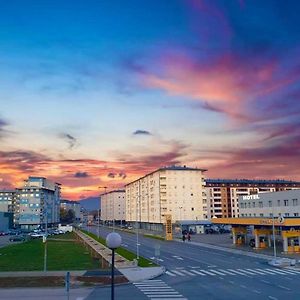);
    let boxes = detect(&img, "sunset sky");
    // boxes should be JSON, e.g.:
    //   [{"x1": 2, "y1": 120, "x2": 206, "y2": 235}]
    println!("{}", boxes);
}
[{"x1": 1, "y1": 0, "x2": 300, "y2": 200}]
